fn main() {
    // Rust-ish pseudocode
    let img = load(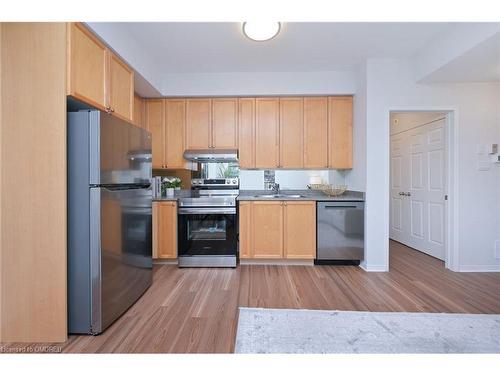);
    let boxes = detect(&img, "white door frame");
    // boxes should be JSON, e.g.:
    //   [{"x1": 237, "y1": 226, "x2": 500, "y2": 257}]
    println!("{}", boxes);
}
[{"x1": 386, "y1": 107, "x2": 459, "y2": 271}]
